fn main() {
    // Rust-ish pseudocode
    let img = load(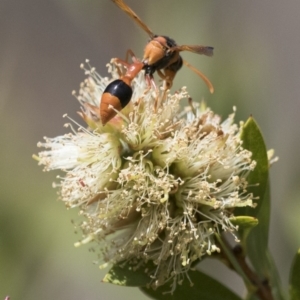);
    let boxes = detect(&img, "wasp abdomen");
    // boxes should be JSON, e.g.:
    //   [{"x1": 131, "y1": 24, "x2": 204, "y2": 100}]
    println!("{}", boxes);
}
[
  {"x1": 105, "y1": 79, "x2": 133, "y2": 107},
  {"x1": 100, "y1": 79, "x2": 133, "y2": 125}
]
